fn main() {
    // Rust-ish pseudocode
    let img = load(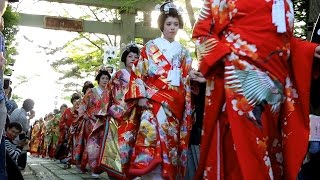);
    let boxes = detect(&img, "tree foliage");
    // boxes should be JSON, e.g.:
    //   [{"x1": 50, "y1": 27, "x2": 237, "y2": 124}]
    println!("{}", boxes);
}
[
  {"x1": 2, "y1": 5, "x2": 19, "y2": 76},
  {"x1": 50, "y1": 0, "x2": 196, "y2": 92},
  {"x1": 118, "y1": 0, "x2": 162, "y2": 12},
  {"x1": 293, "y1": 0, "x2": 309, "y2": 39},
  {"x1": 48, "y1": 0, "x2": 166, "y2": 92},
  {"x1": 48, "y1": 7, "x2": 120, "y2": 91}
]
